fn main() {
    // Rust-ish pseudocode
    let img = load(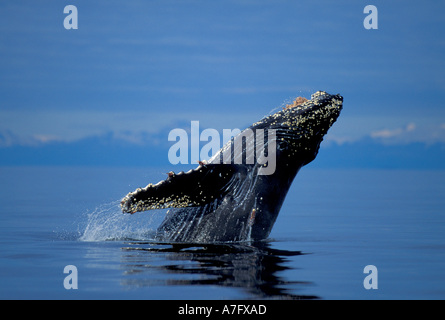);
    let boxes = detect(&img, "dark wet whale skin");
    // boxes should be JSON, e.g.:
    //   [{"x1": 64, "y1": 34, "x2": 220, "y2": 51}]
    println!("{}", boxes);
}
[{"x1": 121, "y1": 91, "x2": 343, "y2": 242}]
